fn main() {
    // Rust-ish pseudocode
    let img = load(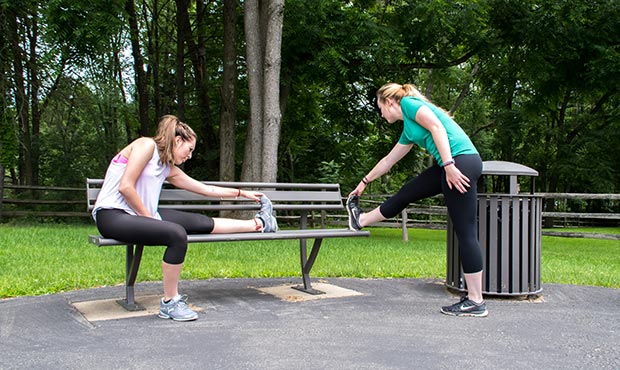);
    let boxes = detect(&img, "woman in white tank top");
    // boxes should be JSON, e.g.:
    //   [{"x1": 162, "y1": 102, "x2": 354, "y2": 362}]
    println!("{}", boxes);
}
[{"x1": 93, "y1": 115, "x2": 278, "y2": 321}]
